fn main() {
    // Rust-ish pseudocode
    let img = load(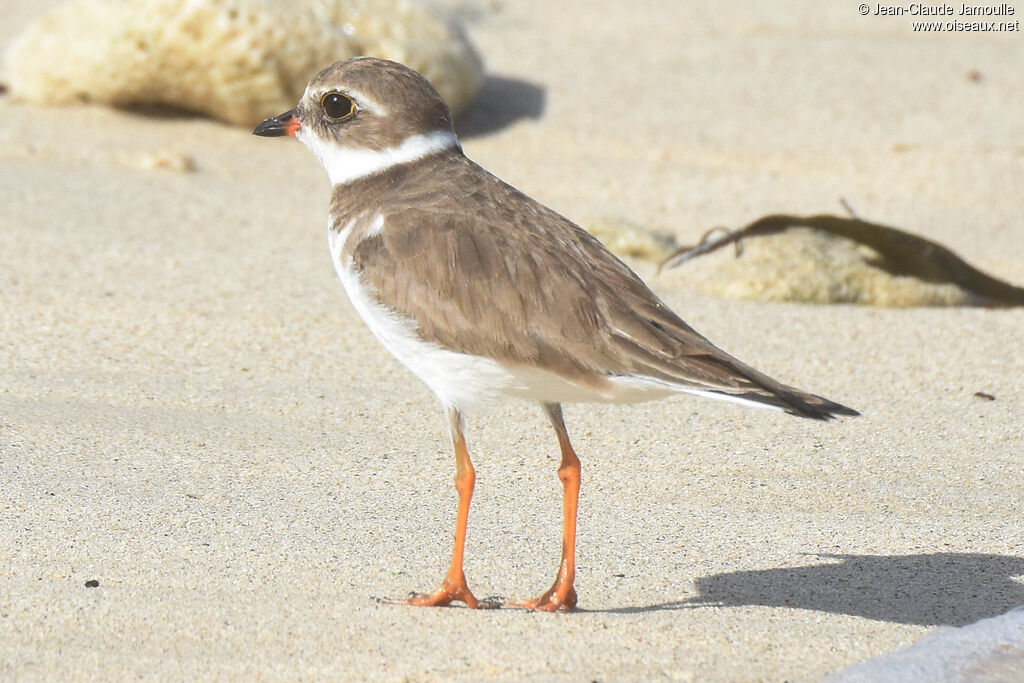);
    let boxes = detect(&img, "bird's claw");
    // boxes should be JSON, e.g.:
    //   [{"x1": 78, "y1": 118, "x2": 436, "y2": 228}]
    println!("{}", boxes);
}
[{"x1": 505, "y1": 585, "x2": 578, "y2": 612}]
